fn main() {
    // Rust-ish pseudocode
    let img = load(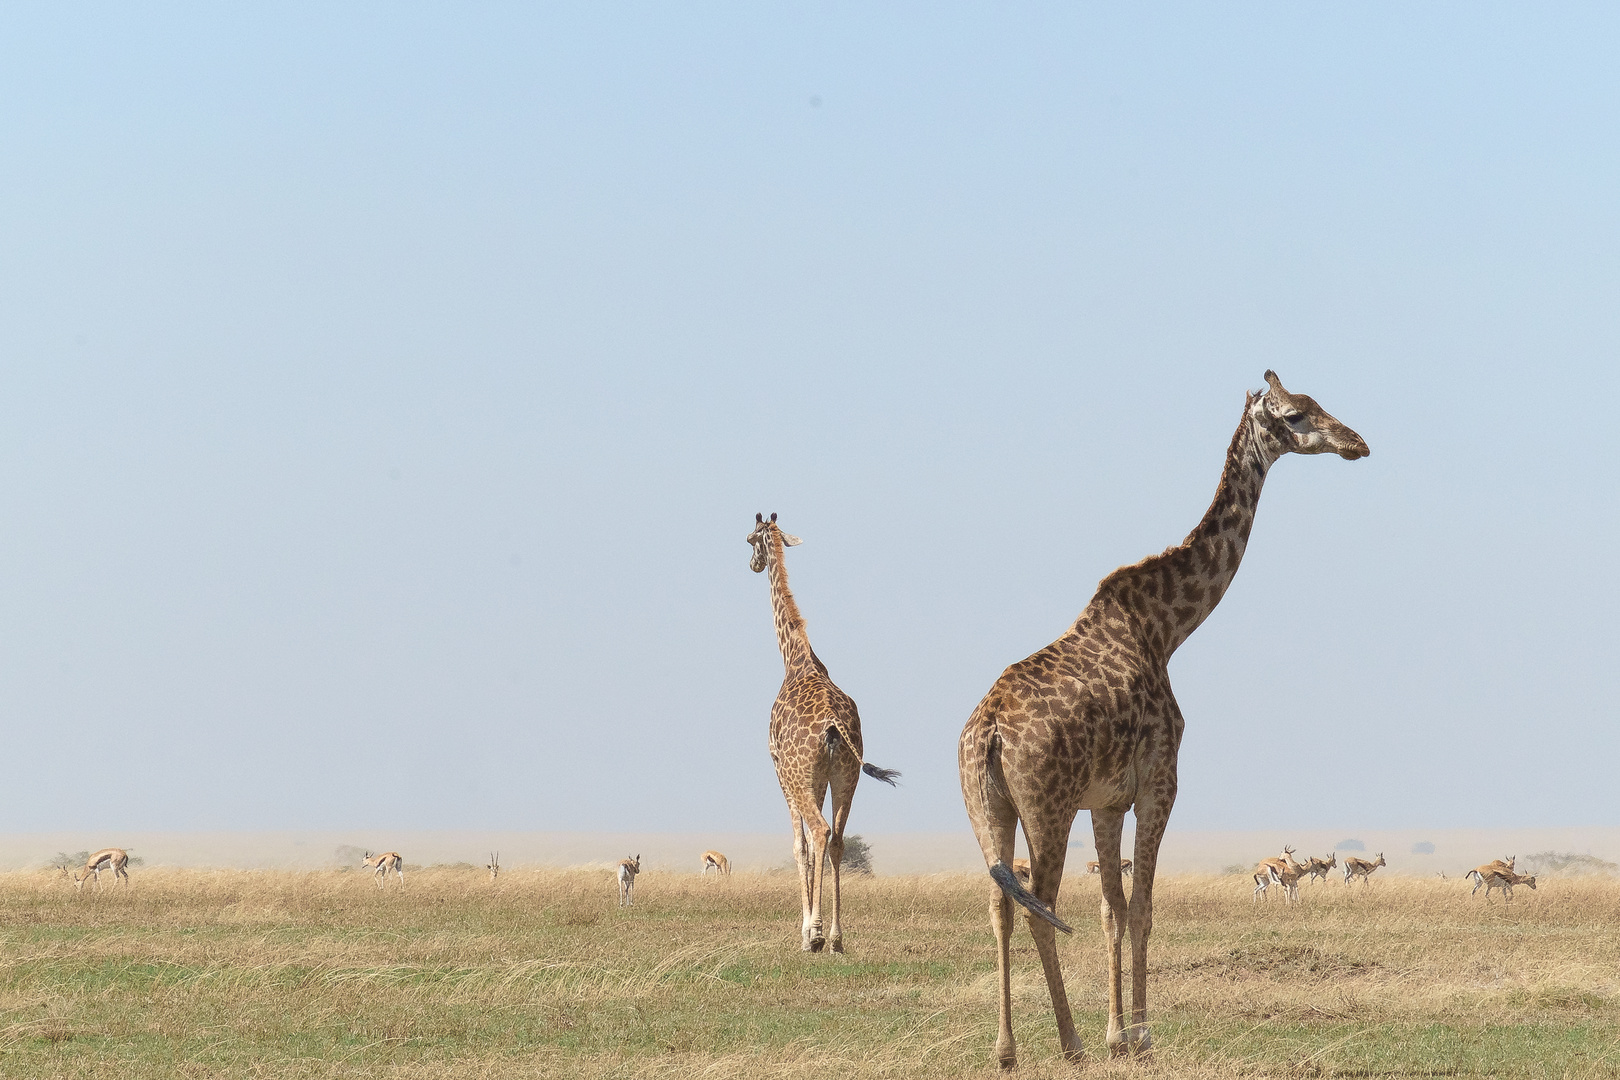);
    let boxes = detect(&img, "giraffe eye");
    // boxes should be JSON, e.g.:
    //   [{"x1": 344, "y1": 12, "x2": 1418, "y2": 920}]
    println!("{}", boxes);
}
[{"x1": 1283, "y1": 413, "x2": 1305, "y2": 424}]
